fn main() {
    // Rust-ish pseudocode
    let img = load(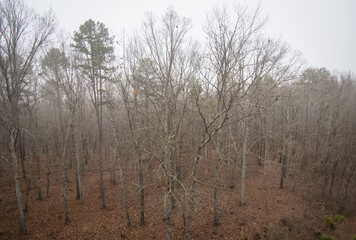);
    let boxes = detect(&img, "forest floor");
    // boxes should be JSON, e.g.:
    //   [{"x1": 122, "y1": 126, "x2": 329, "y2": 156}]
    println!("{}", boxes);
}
[{"x1": 0, "y1": 155, "x2": 355, "y2": 240}]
